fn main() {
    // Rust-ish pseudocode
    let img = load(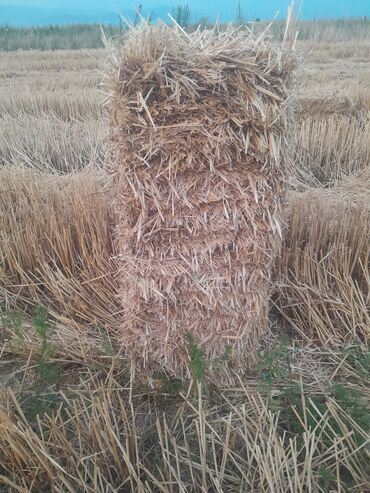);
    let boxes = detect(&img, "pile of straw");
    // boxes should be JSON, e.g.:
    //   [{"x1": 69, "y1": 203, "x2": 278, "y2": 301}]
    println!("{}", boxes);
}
[{"x1": 108, "y1": 23, "x2": 295, "y2": 374}]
